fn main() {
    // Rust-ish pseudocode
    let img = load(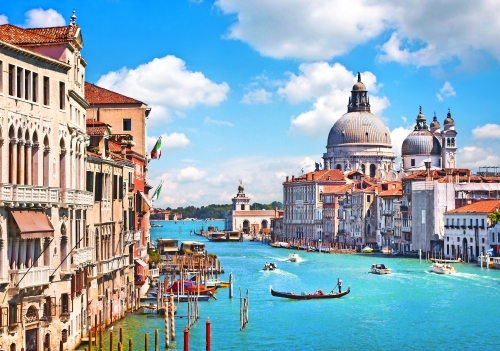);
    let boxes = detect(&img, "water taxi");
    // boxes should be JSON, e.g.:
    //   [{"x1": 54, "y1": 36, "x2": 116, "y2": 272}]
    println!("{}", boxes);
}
[
  {"x1": 288, "y1": 253, "x2": 299, "y2": 262},
  {"x1": 263, "y1": 262, "x2": 277, "y2": 271},
  {"x1": 362, "y1": 246, "x2": 374, "y2": 253},
  {"x1": 370, "y1": 263, "x2": 392, "y2": 274},
  {"x1": 430, "y1": 262, "x2": 456, "y2": 274},
  {"x1": 207, "y1": 232, "x2": 227, "y2": 242}
]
